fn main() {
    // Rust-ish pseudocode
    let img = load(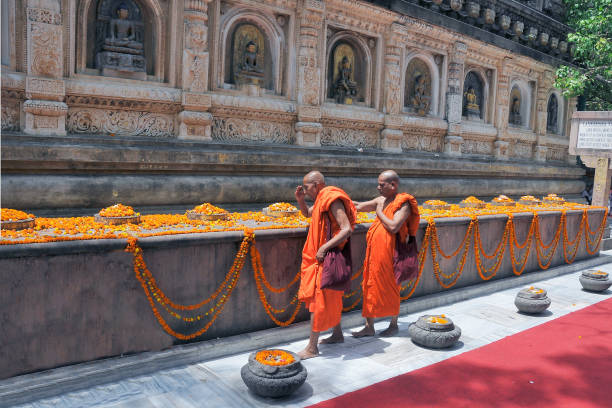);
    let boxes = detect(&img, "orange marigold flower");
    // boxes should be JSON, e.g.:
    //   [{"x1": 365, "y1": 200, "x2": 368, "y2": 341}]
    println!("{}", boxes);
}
[
  {"x1": 99, "y1": 204, "x2": 136, "y2": 217},
  {"x1": 424, "y1": 200, "x2": 448, "y2": 206},
  {"x1": 462, "y1": 196, "x2": 484, "y2": 204},
  {"x1": 255, "y1": 349, "x2": 295, "y2": 366},
  {"x1": 268, "y1": 202, "x2": 298, "y2": 212},
  {"x1": 192, "y1": 203, "x2": 227, "y2": 215},
  {"x1": 1, "y1": 208, "x2": 35, "y2": 221}
]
